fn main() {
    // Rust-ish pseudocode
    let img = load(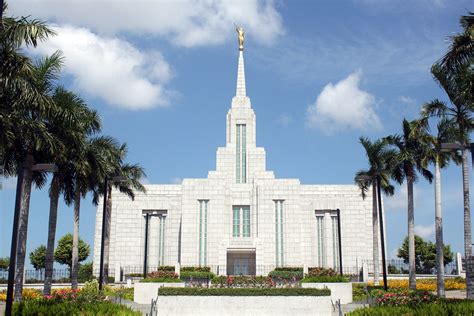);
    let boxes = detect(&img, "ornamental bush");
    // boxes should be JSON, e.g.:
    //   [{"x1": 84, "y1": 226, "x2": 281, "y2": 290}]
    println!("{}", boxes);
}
[
  {"x1": 181, "y1": 266, "x2": 211, "y2": 272},
  {"x1": 268, "y1": 270, "x2": 304, "y2": 282},
  {"x1": 156, "y1": 265, "x2": 175, "y2": 272},
  {"x1": 180, "y1": 271, "x2": 215, "y2": 279},
  {"x1": 147, "y1": 270, "x2": 178, "y2": 279},
  {"x1": 158, "y1": 287, "x2": 330, "y2": 296},
  {"x1": 301, "y1": 275, "x2": 349, "y2": 283},
  {"x1": 370, "y1": 288, "x2": 436, "y2": 307},
  {"x1": 307, "y1": 267, "x2": 338, "y2": 277},
  {"x1": 274, "y1": 267, "x2": 303, "y2": 272},
  {"x1": 12, "y1": 300, "x2": 141, "y2": 316},
  {"x1": 211, "y1": 275, "x2": 275, "y2": 288}
]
